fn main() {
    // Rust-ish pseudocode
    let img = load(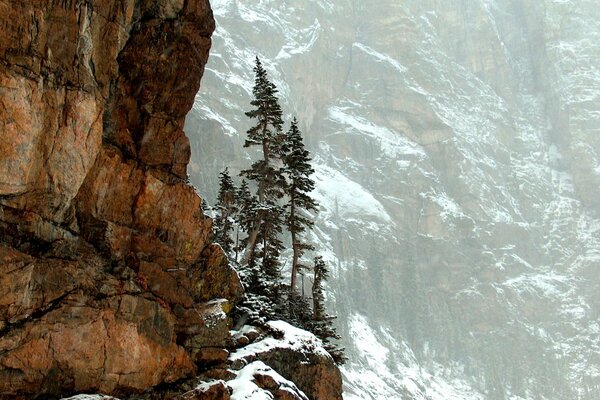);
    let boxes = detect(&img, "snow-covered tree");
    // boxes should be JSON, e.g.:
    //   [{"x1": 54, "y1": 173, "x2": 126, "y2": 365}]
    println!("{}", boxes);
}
[
  {"x1": 240, "y1": 56, "x2": 287, "y2": 267},
  {"x1": 282, "y1": 118, "x2": 318, "y2": 295}
]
